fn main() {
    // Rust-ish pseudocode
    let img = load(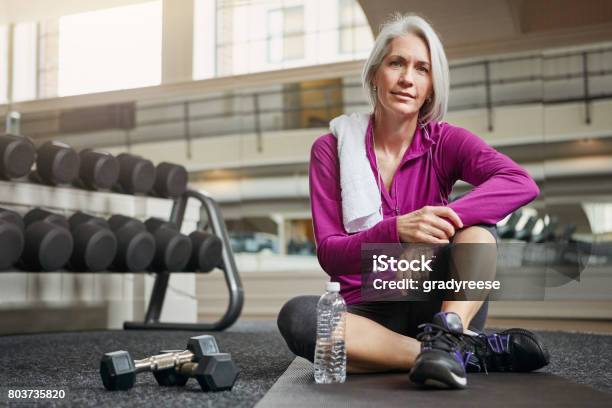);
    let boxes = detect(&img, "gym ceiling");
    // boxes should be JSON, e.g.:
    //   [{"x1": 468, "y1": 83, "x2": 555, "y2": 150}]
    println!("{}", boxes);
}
[{"x1": 358, "y1": 0, "x2": 612, "y2": 59}]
